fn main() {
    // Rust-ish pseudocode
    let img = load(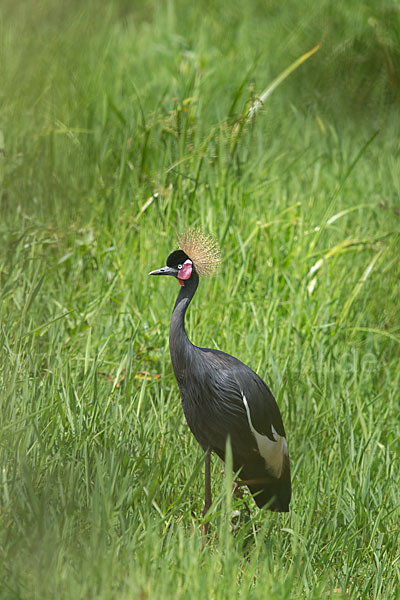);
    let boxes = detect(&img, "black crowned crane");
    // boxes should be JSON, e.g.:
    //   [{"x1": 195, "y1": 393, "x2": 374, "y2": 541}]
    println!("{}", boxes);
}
[{"x1": 149, "y1": 230, "x2": 291, "y2": 530}]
